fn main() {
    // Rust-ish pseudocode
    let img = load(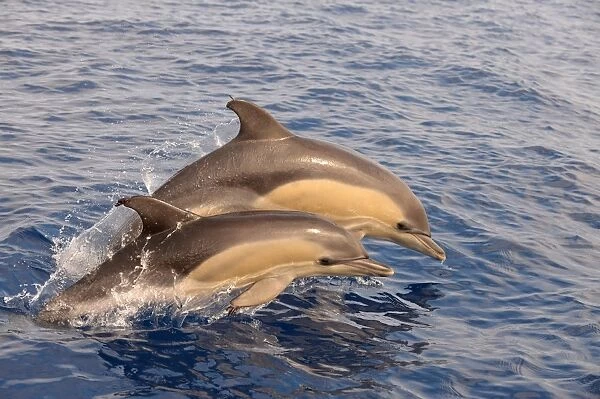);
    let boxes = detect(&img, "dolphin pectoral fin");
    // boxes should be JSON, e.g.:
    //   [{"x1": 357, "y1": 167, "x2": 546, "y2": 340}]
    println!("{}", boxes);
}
[
  {"x1": 336, "y1": 217, "x2": 371, "y2": 239},
  {"x1": 229, "y1": 275, "x2": 295, "y2": 311},
  {"x1": 116, "y1": 196, "x2": 200, "y2": 237}
]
